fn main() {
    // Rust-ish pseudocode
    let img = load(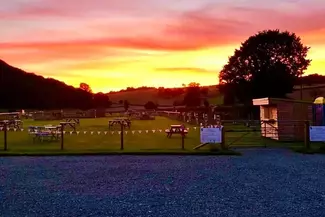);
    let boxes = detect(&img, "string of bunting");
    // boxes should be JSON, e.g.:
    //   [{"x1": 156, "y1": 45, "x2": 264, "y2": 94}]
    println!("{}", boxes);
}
[{"x1": 0, "y1": 125, "x2": 221, "y2": 135}]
